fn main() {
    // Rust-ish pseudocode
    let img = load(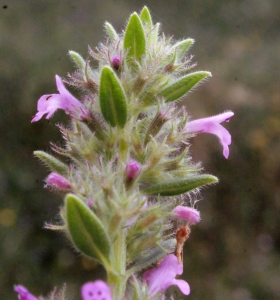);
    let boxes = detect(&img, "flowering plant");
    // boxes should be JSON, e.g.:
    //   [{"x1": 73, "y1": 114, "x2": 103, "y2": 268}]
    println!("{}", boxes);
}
[{"x1": 15, "y1": 7, "x2": 233, "y2": 300}]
